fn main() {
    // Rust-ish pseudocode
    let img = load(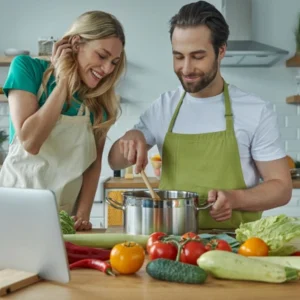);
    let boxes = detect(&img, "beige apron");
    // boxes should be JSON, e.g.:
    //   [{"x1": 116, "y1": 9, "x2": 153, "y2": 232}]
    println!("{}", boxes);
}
[
  {"x1": 159, "y1": 81, "x2": 261, "y2": 229},
  {"x1": 0, "y1": 75, "x2": 97, "y2": 214}
]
